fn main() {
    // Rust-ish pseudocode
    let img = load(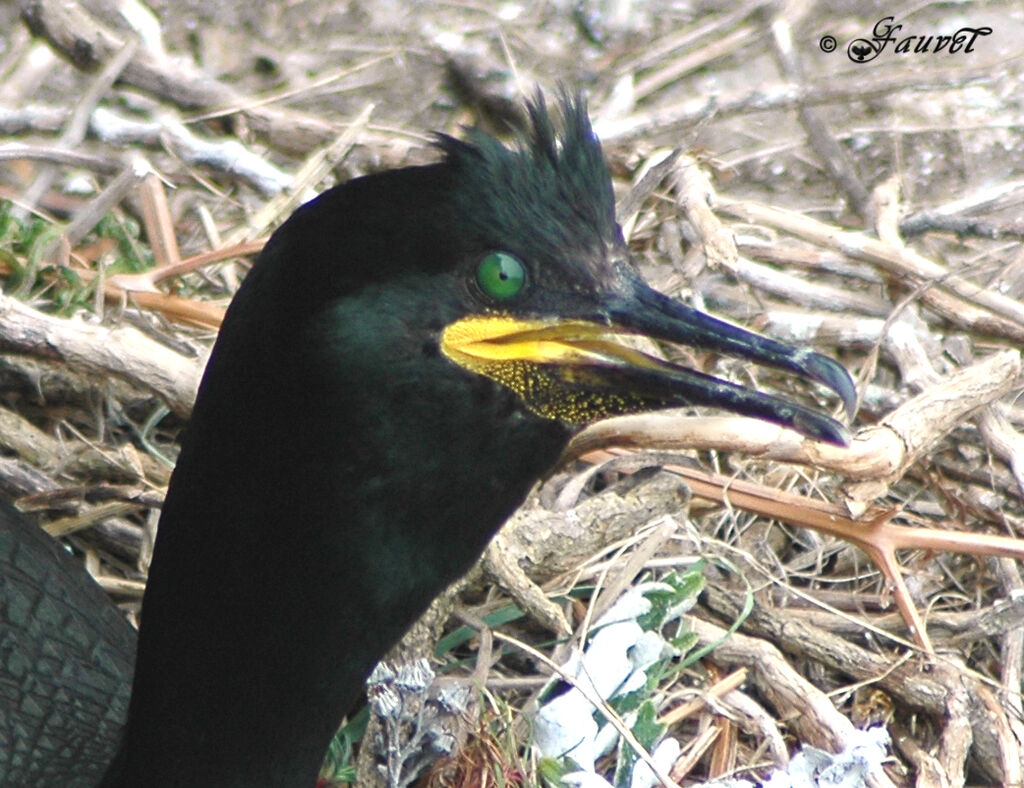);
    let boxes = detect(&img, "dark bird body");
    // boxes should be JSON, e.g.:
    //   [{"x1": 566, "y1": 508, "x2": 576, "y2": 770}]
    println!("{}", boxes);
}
[{"x1": 0, "y1": 96, "x2": 853, "y2": 786}]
